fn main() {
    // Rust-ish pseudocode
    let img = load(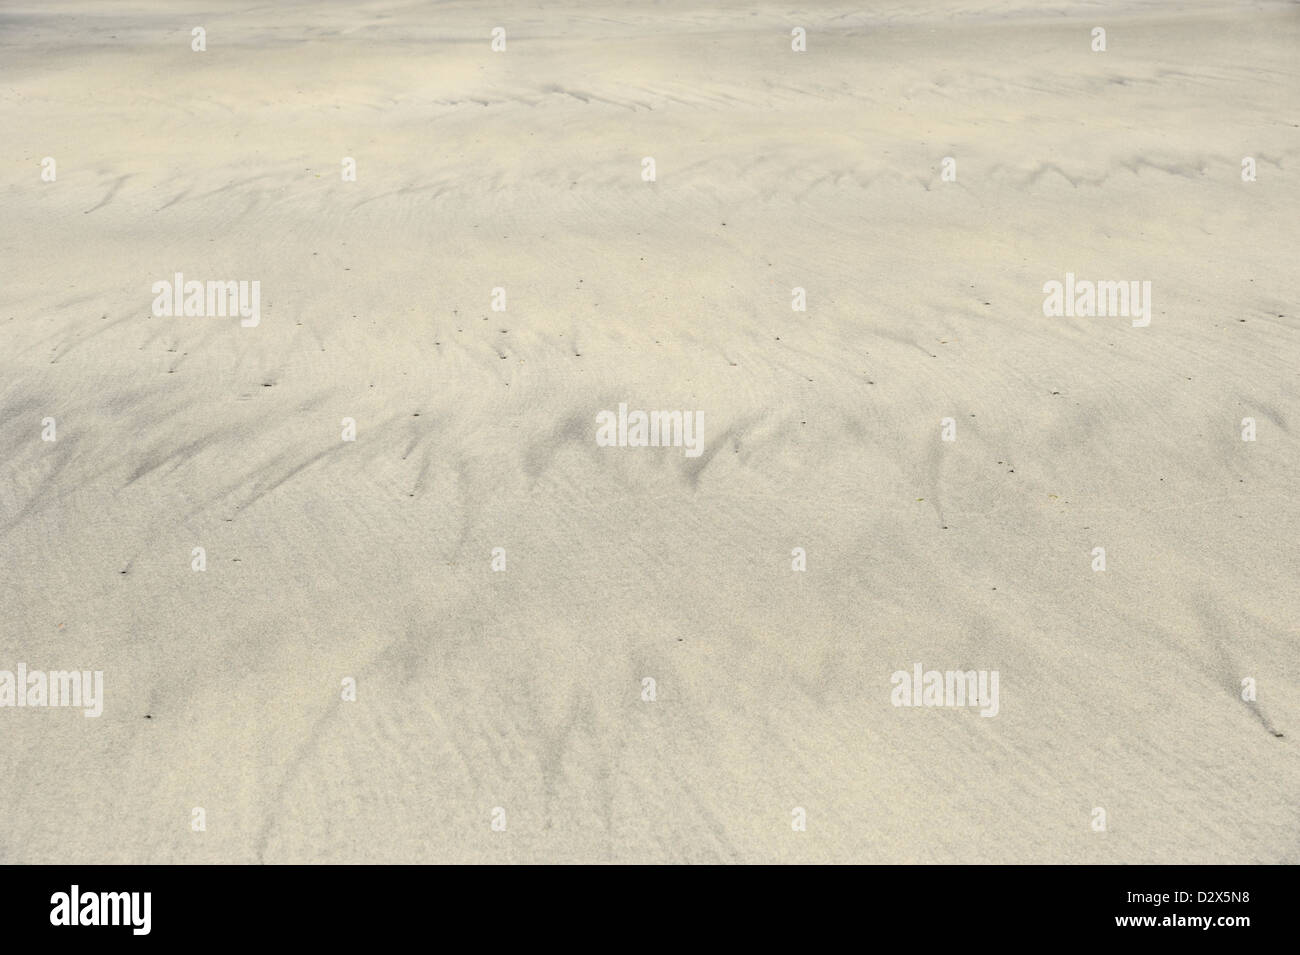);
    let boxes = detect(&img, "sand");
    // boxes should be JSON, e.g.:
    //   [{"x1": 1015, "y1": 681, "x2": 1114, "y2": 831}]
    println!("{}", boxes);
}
[{"x1": 1, "y1": 0, "x2": 1297, "y2": 863}]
